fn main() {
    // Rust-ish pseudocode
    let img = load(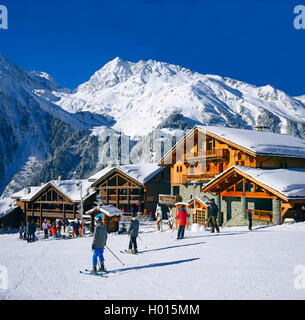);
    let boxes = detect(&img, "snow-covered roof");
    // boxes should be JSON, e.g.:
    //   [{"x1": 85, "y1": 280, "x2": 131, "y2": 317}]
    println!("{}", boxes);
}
[
  {"x1": 188, "y1": 196, "x2": 209, "y2": 207},
  {"x1": 88, "y1": 166, "x2": 114, "y2": 182},
  {"x1": 198, "y1": 126, "x2": 305, "y2": 158},
  {"x1": 86, "y1": 205, "x2": 123, "y2": 217},
  {"x1": 0, "y1": 198, "x2": 18, "y2": 219},
  {"x1": 11, "y1": 179, "x2": 95, "y2": 203},
  {"x1": 203, "y1": 165, "x2": 305, "y2": 200},
  {"x1": 89, "y1": 163, "x2": 164, "y2": 185}
]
